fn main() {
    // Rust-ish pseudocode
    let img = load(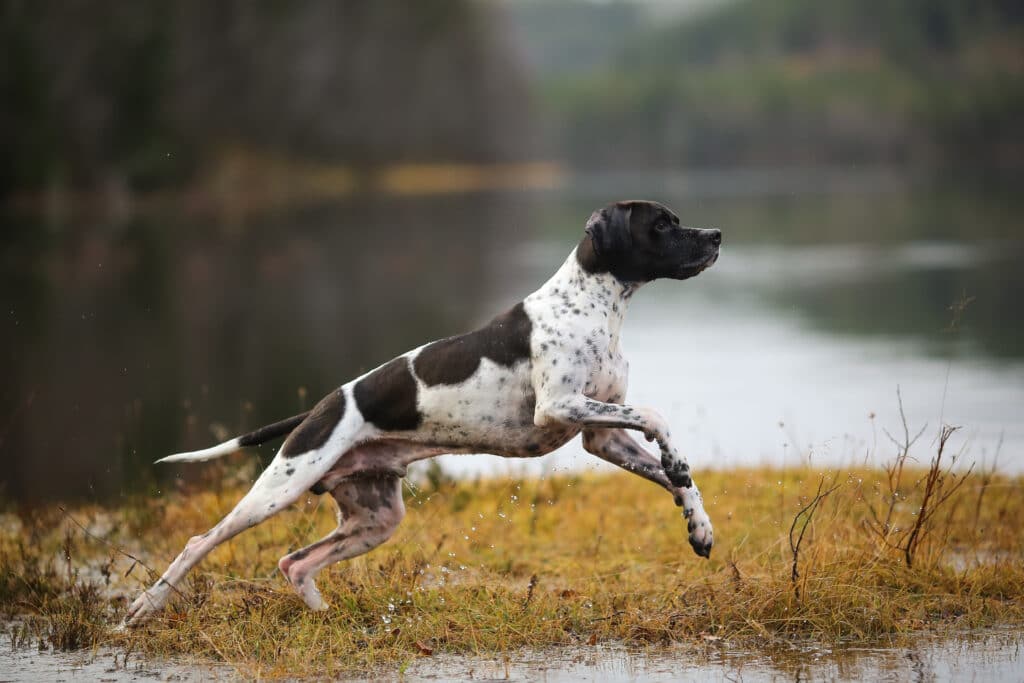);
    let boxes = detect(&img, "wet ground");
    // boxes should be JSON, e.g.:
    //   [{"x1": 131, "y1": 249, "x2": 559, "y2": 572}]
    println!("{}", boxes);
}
[{"x1": 2, "y1": 629, "x2": 1021, "y2": 682}]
